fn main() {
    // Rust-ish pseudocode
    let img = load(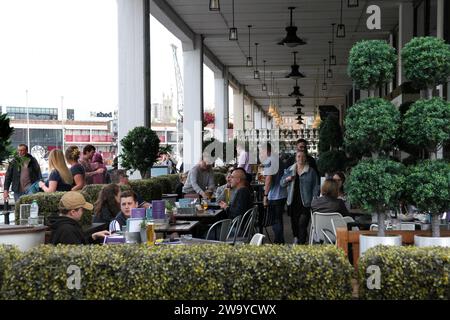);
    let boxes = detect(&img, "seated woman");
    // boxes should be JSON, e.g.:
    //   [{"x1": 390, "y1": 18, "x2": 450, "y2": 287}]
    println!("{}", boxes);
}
[
  {"x1": 93, "y1": 184, "x2": 121, "y2": 225},
  {"x1": 215, "y1": 167, "x2": 236, "y2": 203},
  {"x1": 332, "y1": 171, "x2": 351, "y2": 210},
  {"x1": 311, "y1": 178, "x2": 350, "y2": 216},
  {"x1": 65, "y1": 146, "x2": 85, "y2": 191},
  {"x1": 39, "y1": 149, "x2": 73, "y2": 192}
]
